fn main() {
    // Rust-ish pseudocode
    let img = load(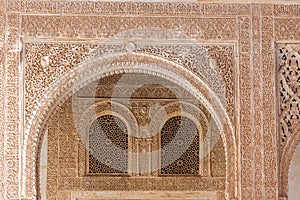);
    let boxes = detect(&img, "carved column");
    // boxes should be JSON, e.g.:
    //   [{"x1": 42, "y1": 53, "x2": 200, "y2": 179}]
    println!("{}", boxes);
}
[
  {"x1": 238, "y1": 15, "x2": 253, "y2": 200},
  {"x1": 251, "y1": 4, "x2": 265, "y2": 200},
  {"x1": 5, "y1": 13, "x2": 21, "y2": 199},
  {"x1": 261, "y1": 5, "x2": 278, "y2": 199}
]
